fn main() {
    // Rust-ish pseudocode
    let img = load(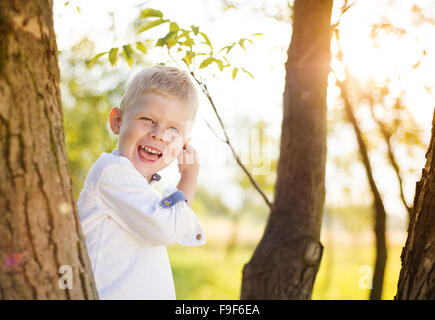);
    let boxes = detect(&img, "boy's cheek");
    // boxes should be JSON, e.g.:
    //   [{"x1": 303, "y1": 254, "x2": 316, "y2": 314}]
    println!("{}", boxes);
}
[{"x1": 161, "y1": 142, "x2": 183, "y2": 165}]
